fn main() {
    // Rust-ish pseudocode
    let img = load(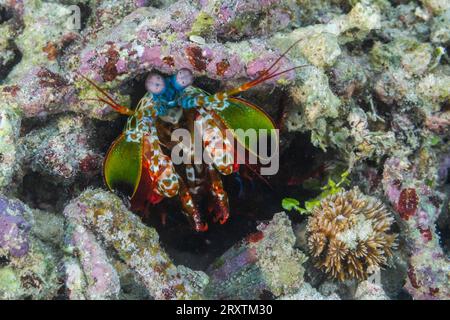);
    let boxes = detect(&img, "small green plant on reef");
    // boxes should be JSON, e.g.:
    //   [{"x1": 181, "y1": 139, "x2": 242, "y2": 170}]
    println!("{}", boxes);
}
[
  {"x1": 429, "y1": 135, "x2": 441, "y2": 147},
  {"x1": 282, "y1": 170, "x2": 351, "y2": 214}
]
